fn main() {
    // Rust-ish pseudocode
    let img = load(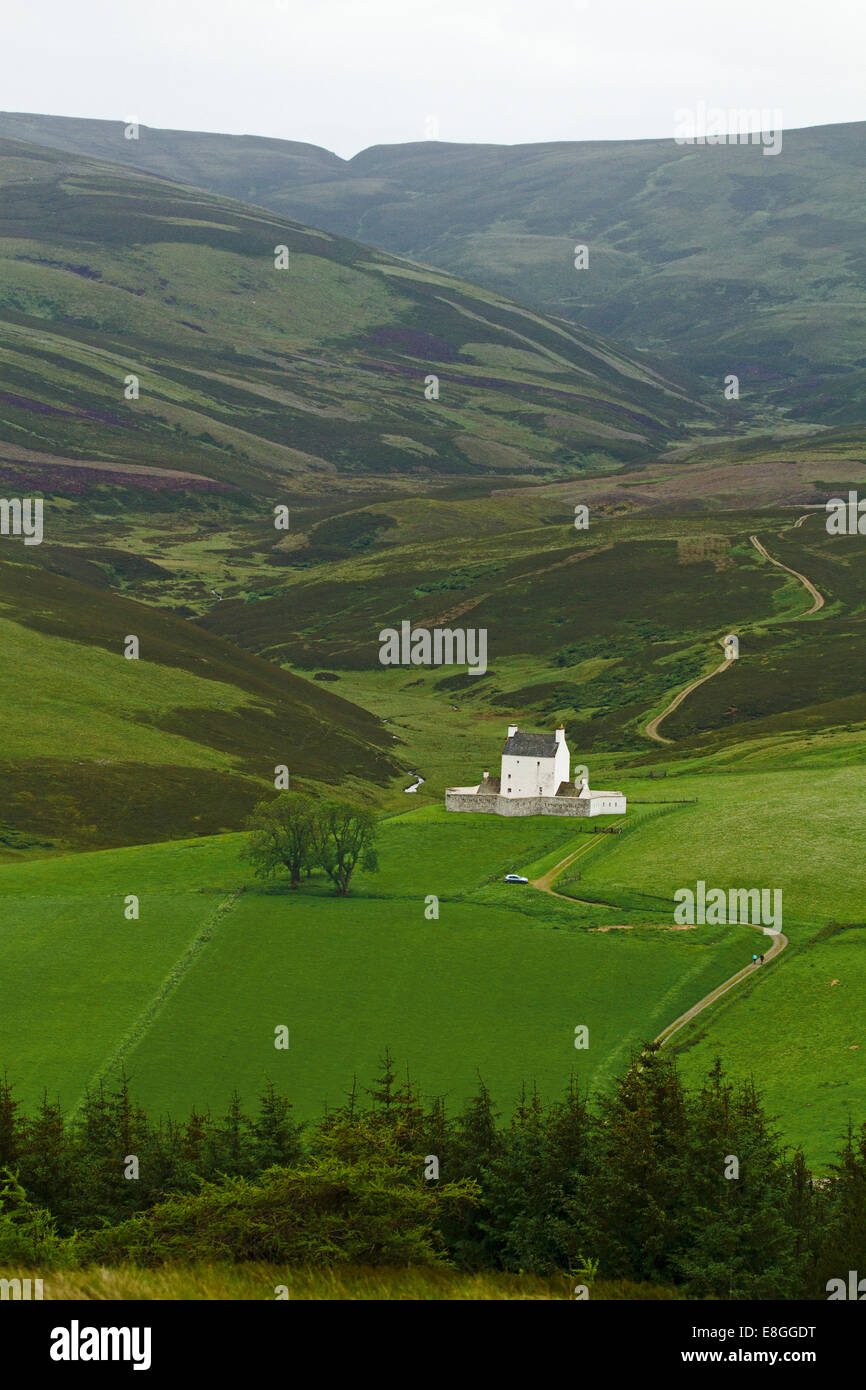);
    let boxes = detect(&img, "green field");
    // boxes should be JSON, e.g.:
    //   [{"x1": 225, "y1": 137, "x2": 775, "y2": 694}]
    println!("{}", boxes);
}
[
  {"x1": 550, "y1": 762, "x2": 866, "y2": 1164},
  {"x1": 0, "y1": 807, "x2": 756, "y2": 1123},
  {"x1": 0, "y1": 548, "x2": 397, "y2": 849},
  {"x1": 1, "y1": 710, "x2": 862, "y2": 1165},
  {"x1": 673, "y1": 923, "x2": 866, "y2": 1167},
  {"x1": 573, "y1": 765, "x2": 865, "y2": 932}
]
